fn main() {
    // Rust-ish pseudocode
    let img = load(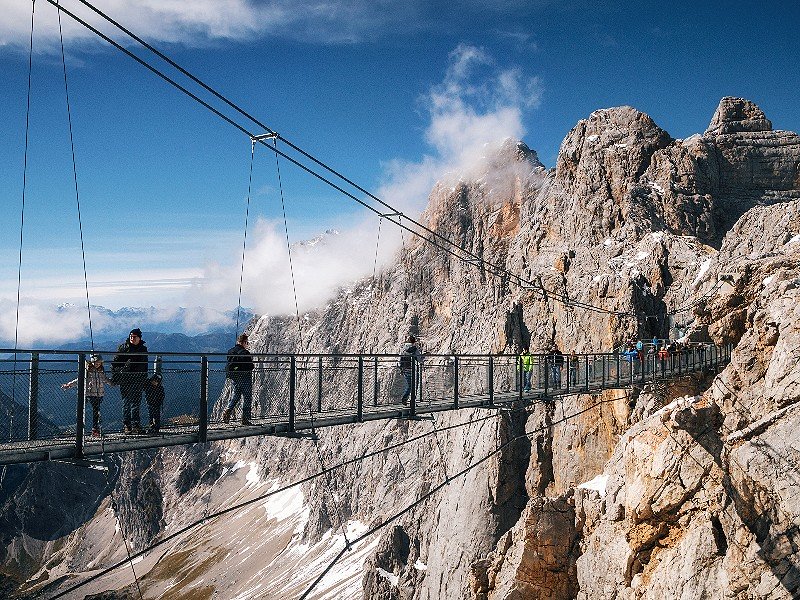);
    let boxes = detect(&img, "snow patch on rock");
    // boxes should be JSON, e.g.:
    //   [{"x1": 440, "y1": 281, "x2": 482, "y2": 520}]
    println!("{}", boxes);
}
[{"x1": 577, "y1": 474, "x2": 609, "y2": 497}]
